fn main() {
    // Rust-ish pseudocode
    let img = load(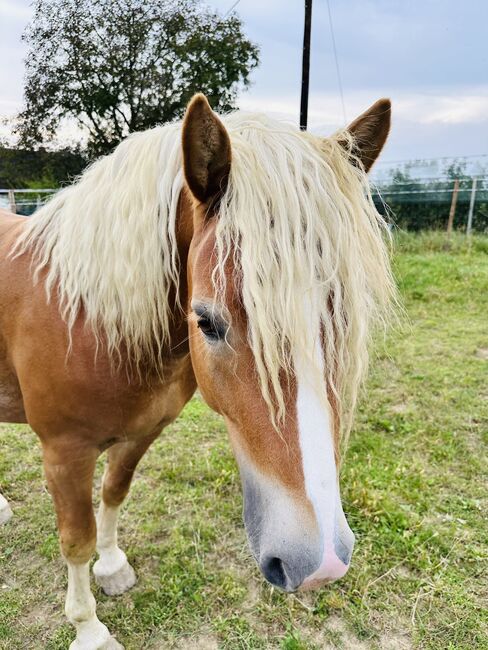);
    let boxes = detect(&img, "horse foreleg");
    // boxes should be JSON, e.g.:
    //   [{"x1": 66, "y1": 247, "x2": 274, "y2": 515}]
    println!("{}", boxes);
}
[
  {"x1": 93, "y1": 431, "x2": 159, "y2": 596},
  {"x1": 0, "y1": 493, "x2": 12, "y2": 524},
  {"x1": 43, "y1": 442, "x2": 123, "y2": 650}
]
